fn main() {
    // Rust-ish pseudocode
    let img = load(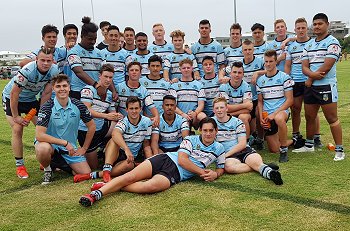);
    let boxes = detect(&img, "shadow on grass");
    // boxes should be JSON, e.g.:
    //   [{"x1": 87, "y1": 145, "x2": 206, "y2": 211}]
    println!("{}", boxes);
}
[
  {"x1": 192, "y1": 180, "x2": 350, "y2": 215},
  {"x1": 0, "y1": 138, "x2": 34, "y2": 150}
]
